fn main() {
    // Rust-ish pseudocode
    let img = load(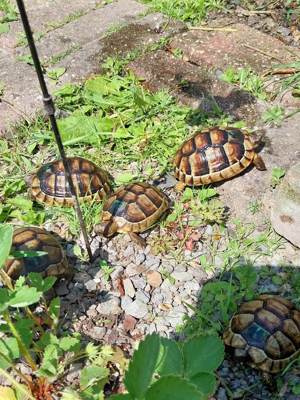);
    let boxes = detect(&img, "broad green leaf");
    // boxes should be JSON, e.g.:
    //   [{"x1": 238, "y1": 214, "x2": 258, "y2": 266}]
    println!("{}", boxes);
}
[
  {"x1": 183, "y1": 335, "x2": 224, "y2": 377},
  {"x1": 61, "y1": 388, "x2": 82, "y2": 400},
  {"x1": 7, "y1": 197, "x2": 32, "y2": 210},
  {"x1": 0, "y1": 337, "x2": 19, "y2": 369},
  {"x1": 115, "y1": 173, "x2": 135, "y2": 185},
  {"x1": 48, "y1": 297, "x2": 60, "y2": 326},
  {"x1": 8, "y1": 286, "x2": 42, "y2": 308},
  {"x1": 36, "y1": 332, "x2": 59, "y2": 351},
  {"x1": 155, "y1": 337, "x2": 183, "y2": 376},
  {"x1": 0, "y1": 288, "x2": 10, "y2": 312},
  {"x1": 145, "y1": 376, "x2": 204, "y2": 400},
  {"x1": 37, "y1": 344, "x2": 59, "y2": 377},
  {"x1": 54, "y1": 84, "x2": 78, "y2": 97},
  {"x1": 15, "y1": 319, "x2": 33, "y2": 348},
  {"x1": 59, "y1": 336, "x2": 81, "y2": 352},
  {"x1": 190, "y1": 372, "x2": 216, "y2": 396},
  {"x1": 27, "y1": 273, "x2": 56, "y2": 292},
  {"x1": 124, "y1": 333, "x2": 160, "y2": 399},
  {"x1": 80, "y1": 365, "x2": 109, "y2": 390},
  {"x1": 0, "y1": 386, "x2": 16, "y2": 400},
  {"x1": 110, "y1": 395, "x2": 133, "y2": 399},
  {"x1": 0, "y1": 224, "x2": 13, "y2": 268}
]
